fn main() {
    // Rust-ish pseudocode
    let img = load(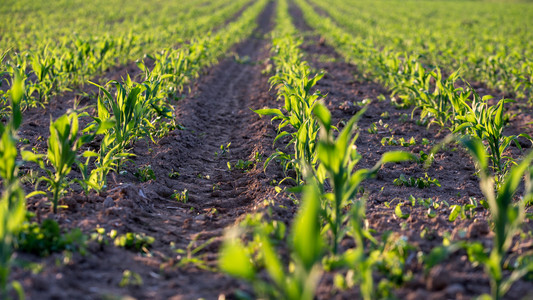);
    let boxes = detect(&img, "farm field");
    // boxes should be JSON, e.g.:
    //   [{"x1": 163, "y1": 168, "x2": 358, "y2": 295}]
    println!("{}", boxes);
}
[{"x1": 1, "y1": 0, "x2": 533, "y2": 299}]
